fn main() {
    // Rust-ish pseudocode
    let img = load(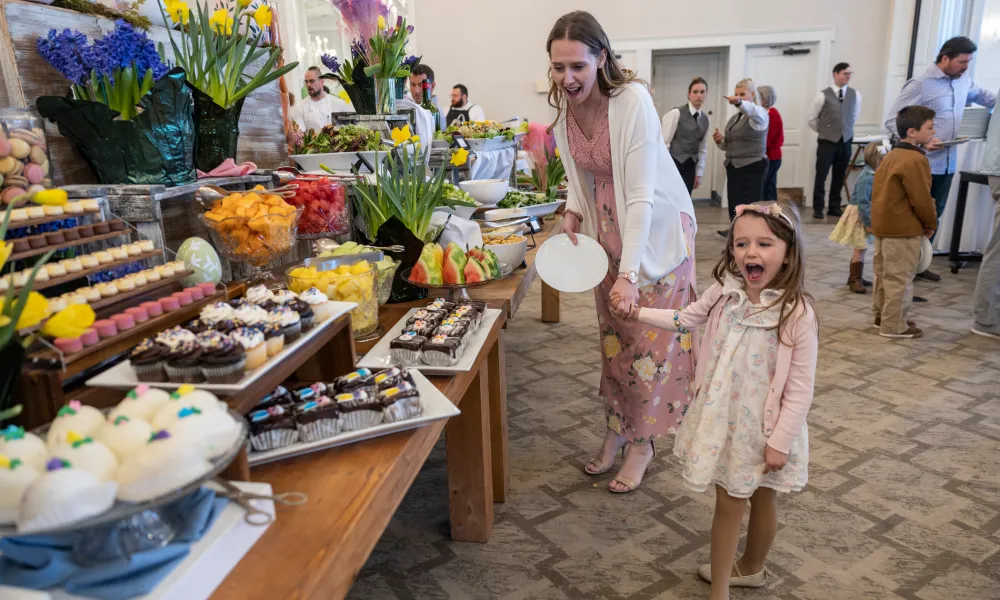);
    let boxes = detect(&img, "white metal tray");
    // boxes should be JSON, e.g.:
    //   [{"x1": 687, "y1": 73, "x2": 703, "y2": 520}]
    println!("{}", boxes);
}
[
  {"x1": 247, "y1": 370, "x2": 459, "y2": 466},
  {"x1": 85, "y1": 302, "x2": 357, "y2": 394},
  {"x1": 357, "y1": 307, "x2": 502, "y2": 375}
]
